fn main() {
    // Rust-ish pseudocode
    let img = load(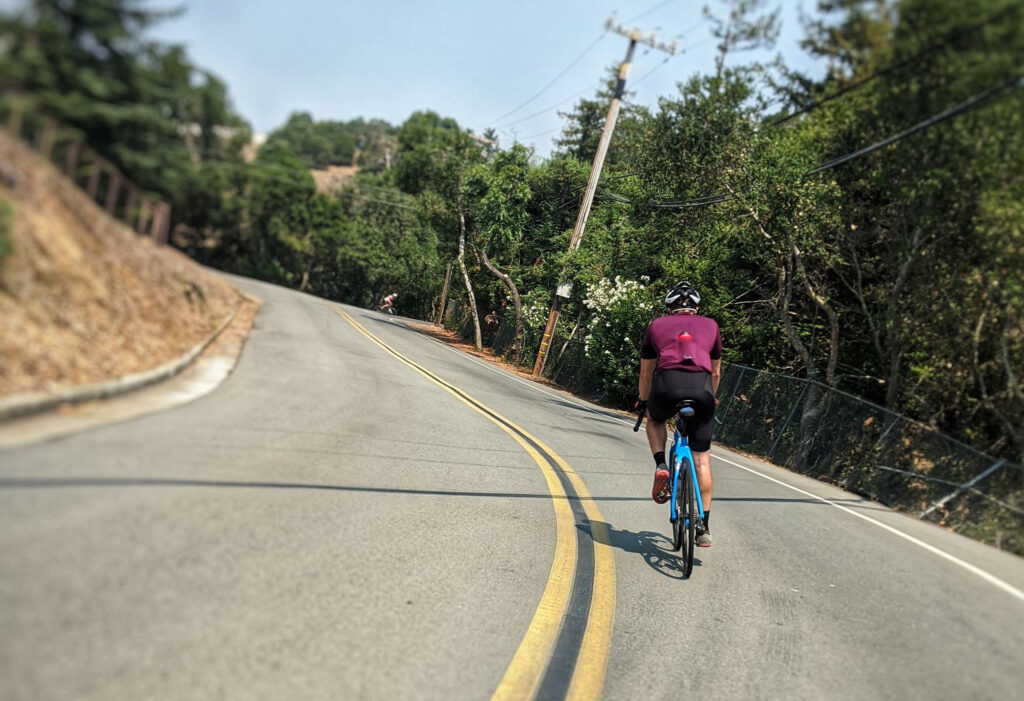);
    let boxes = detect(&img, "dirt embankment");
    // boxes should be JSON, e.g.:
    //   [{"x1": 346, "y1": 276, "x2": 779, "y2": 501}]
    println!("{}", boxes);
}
[{"x1": 0, "y1": 130, "x2": 241, "y2": 396}]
